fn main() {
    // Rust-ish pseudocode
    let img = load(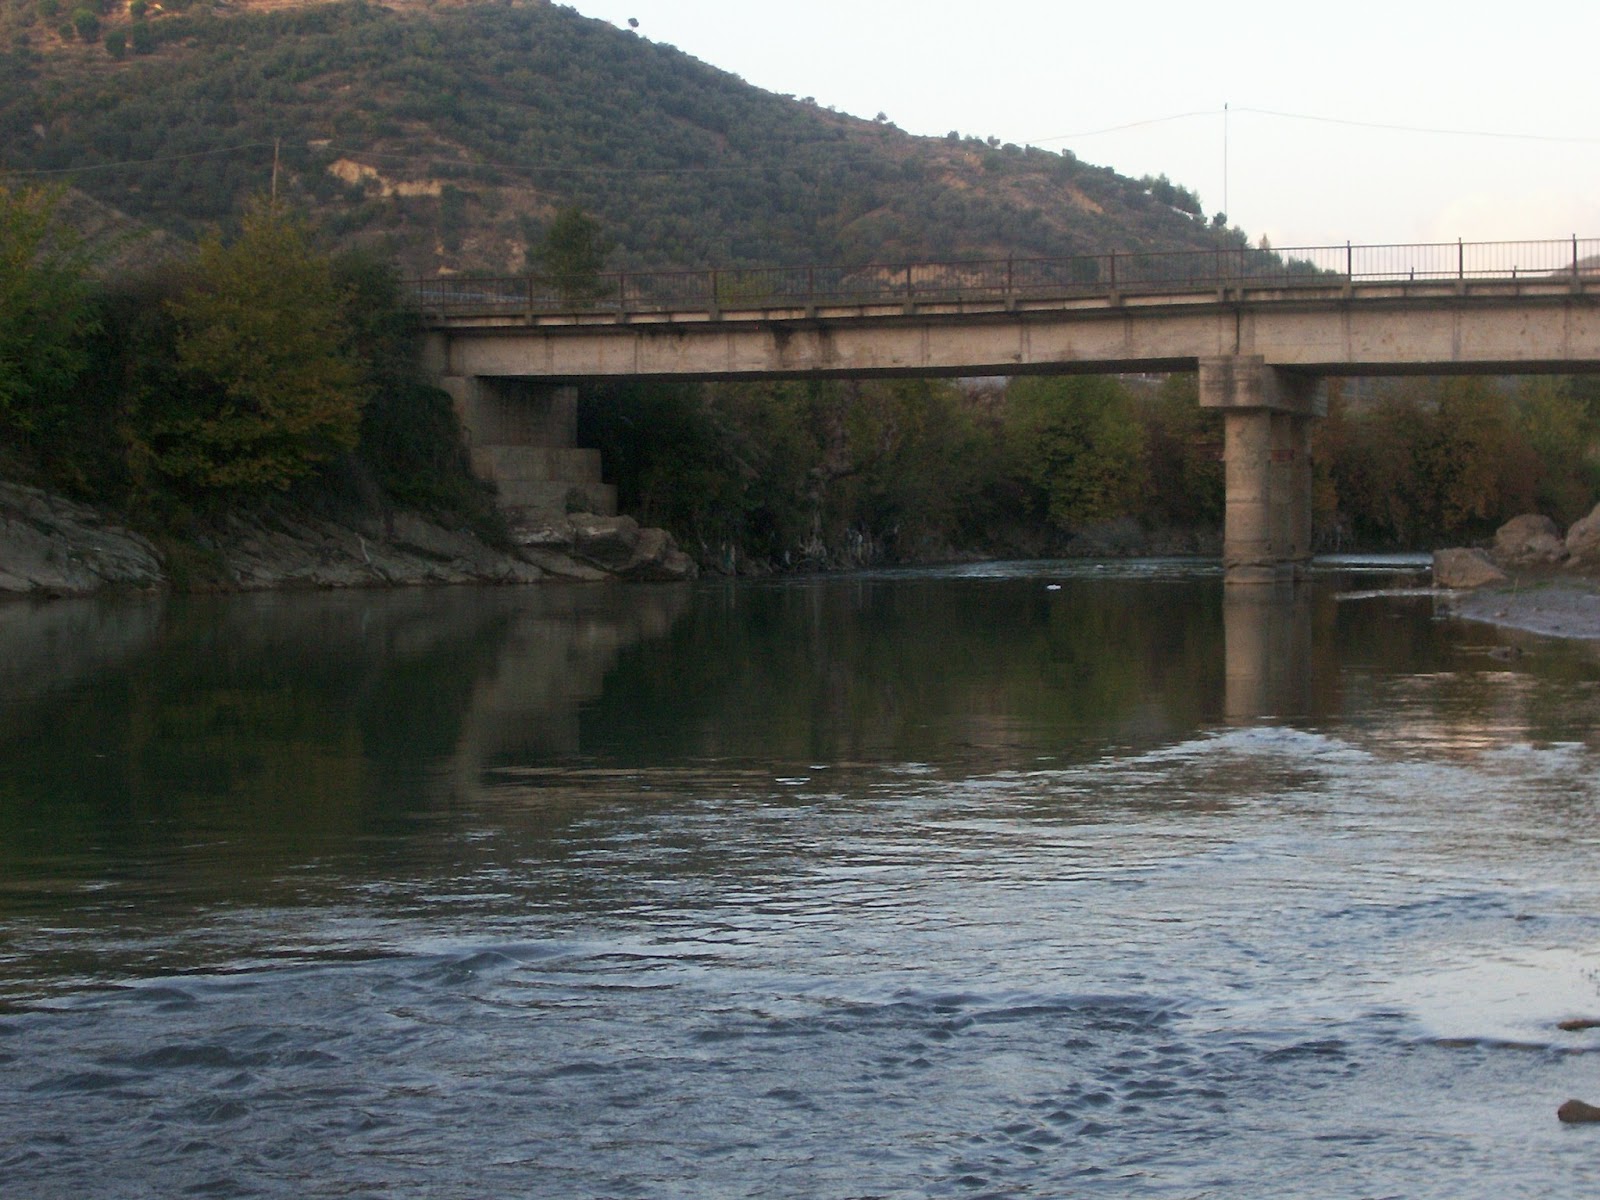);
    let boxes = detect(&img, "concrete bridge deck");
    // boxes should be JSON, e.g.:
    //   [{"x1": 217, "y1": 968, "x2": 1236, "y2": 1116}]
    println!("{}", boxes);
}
[{"x1": 423, "y1": 275, "x2": 1600, "y2": 381}]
